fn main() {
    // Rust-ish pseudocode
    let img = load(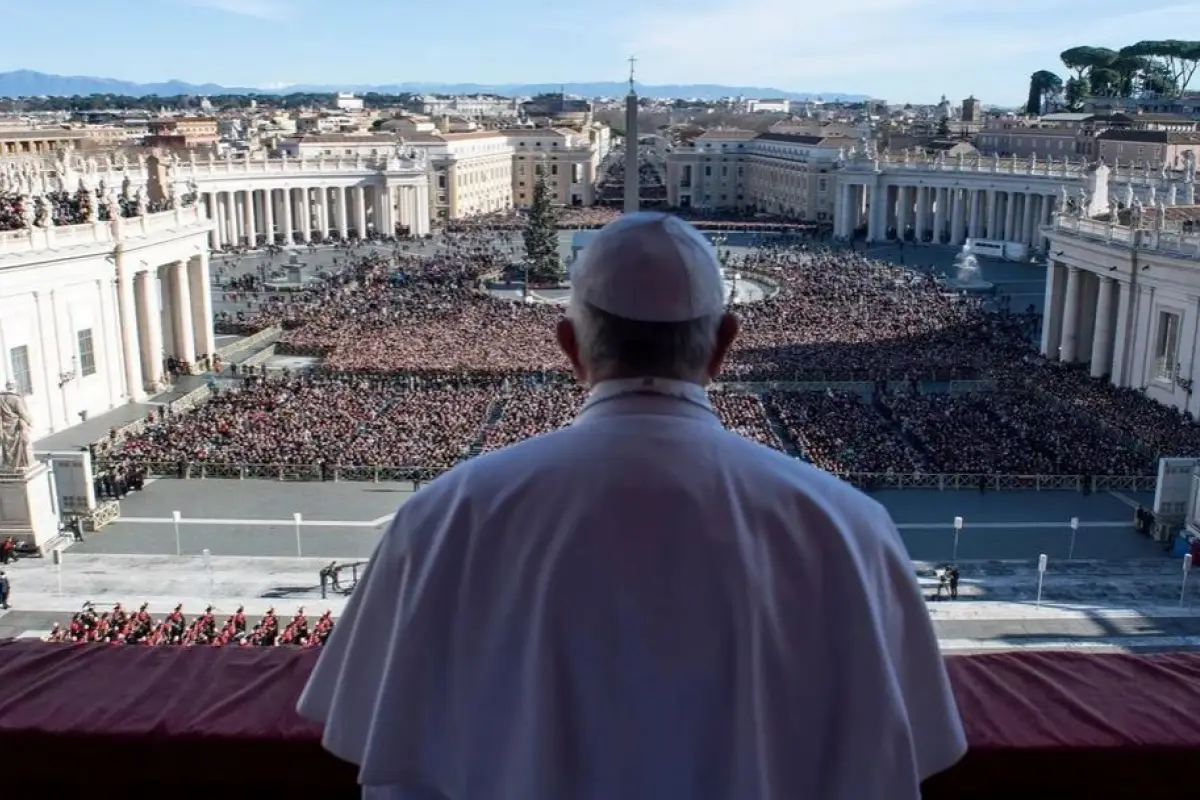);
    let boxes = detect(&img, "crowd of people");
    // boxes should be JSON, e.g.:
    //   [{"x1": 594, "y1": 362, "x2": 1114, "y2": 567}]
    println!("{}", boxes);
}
[
  {"x1": 44, "y1": 602, "x2": 333, "y2": 647},
  {"x1": 93, "y1": 228, "x2": 1200, "y2": 480},
  {"x1": 0, "y1": 184, "x2": 171, "y2": 231}
]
